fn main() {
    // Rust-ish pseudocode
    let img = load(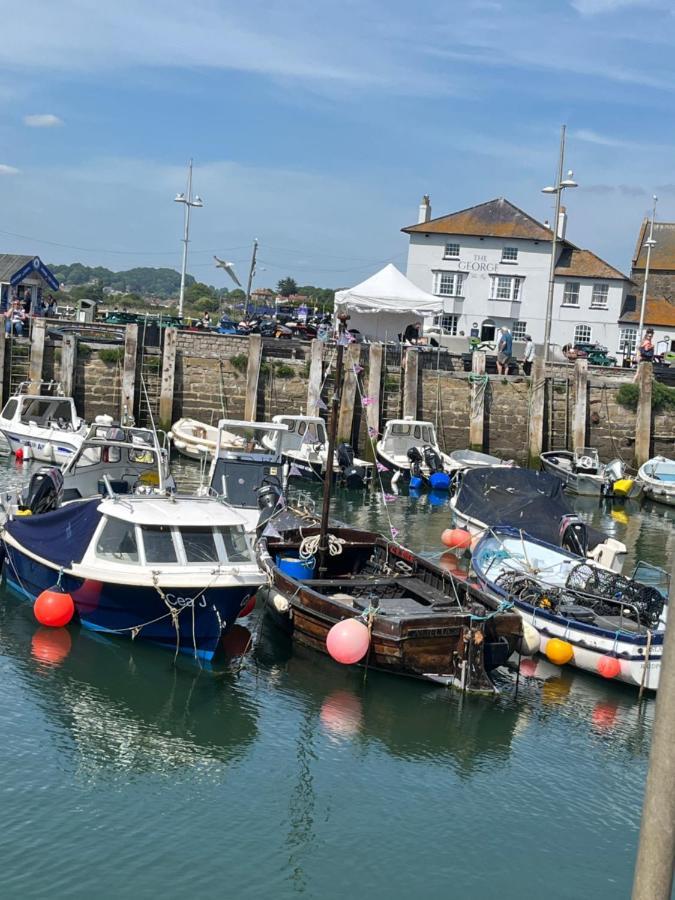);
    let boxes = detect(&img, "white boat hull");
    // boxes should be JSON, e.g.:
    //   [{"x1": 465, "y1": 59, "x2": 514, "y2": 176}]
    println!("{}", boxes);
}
[{"x1": 0, "y1": 425, "x2": 83, "y2": 463}]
